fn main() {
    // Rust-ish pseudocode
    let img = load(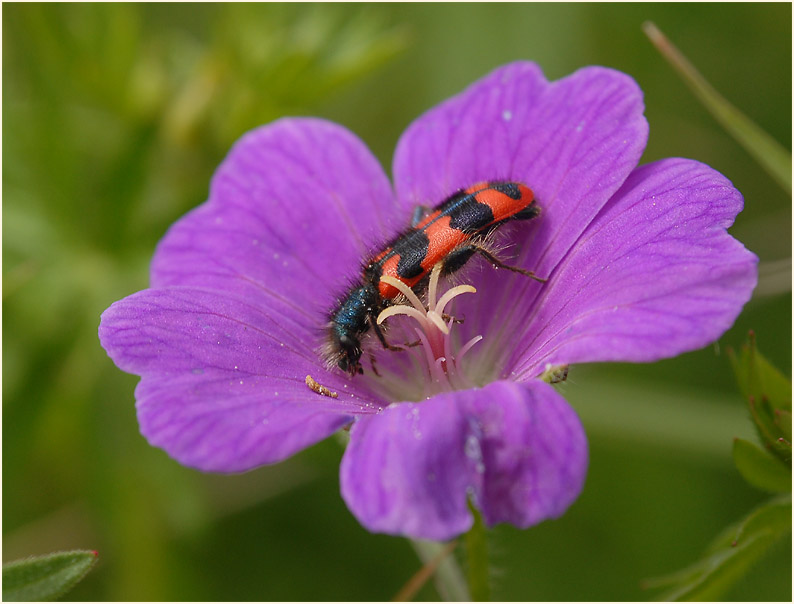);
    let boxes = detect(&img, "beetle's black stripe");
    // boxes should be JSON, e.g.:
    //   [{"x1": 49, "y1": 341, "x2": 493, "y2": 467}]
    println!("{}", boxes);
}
[
  {"x1": 447, "y1": 198, "x2": 494, "y2": 233},
  {"x1": 421, "y1": 189, "x2": 495, "y2": 234},
  {"x1": 489, "y1": 182, "x2": 521, "y2": 199},
  {"x1": 368, "y1": 182, "x2": 517, "y2": 275},
  {"x1": 393, "y1": 229, "x2": 429, "y2": 278}
]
